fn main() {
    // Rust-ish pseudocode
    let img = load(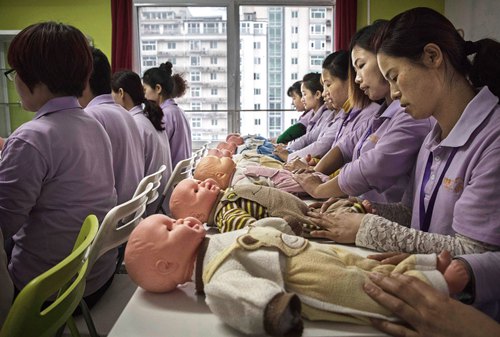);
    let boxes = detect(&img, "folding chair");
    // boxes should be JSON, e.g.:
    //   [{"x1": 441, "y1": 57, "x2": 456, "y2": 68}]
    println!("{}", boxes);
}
[
  {"x1": 0, "y1": 215, "x2": 98, "y2": 337},
  {"x1": 155, "y1": 156, "x2": 195, "y2": 215},
  {"x1": 132, "y1": 165, "x2": 166, "y2": 209},
  {"x1": 77, "y1": 183, "x2": 153, "y2": 337}
]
